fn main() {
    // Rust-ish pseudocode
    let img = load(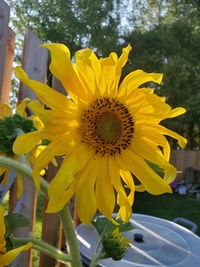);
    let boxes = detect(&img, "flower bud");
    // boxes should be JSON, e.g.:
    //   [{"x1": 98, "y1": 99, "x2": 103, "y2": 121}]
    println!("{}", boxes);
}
[{"x1": 101, "y1": 228, "x2": 130, "y2": 261}]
